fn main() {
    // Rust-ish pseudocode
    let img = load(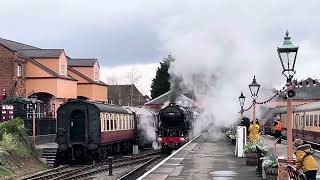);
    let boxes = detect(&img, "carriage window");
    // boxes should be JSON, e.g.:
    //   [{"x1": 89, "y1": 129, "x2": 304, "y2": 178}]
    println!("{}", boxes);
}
[
  {"x1": 120, "y1": 115, "x2": 123, "y2": 130},
  {"x1": 111, "y1": 114, "x2": 114, "y2": 130},
  {"x1": 106, "y1": 114, "x2": 110, "y2": 130},
  {"x1": 300, "y1": 116, "x2": 302, "y2": 127},
  {"x1": 314, "y1": 115, "x2": 318, "y2": 127},
  {"x1": 114, "y1": 115, "x2": 117, "y2": 130},
  {"x1": 132, "y1": 116, "x2": 134, "y2": 129},
  {"x1": 122, "y1": 115, "x2": 125, "y2": 130},
  {"x1": 100, "y1": 113, "x2": 105, "y2": 132},
  {"x1": 123, "y1": 115, "x2": 126, "y2": 130},
  {"x1": 310, "y1": 115, "x2": 314, "y2": 127},
  {"x1": 104, "y1": 114, "x2": 107, "y2": 131},
  {"x1": 306, "y1": 115, "x2": 309, "y2": 126},
  {"x1": 126, "y1": 116, "x2": 129, "y2": 130}
]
